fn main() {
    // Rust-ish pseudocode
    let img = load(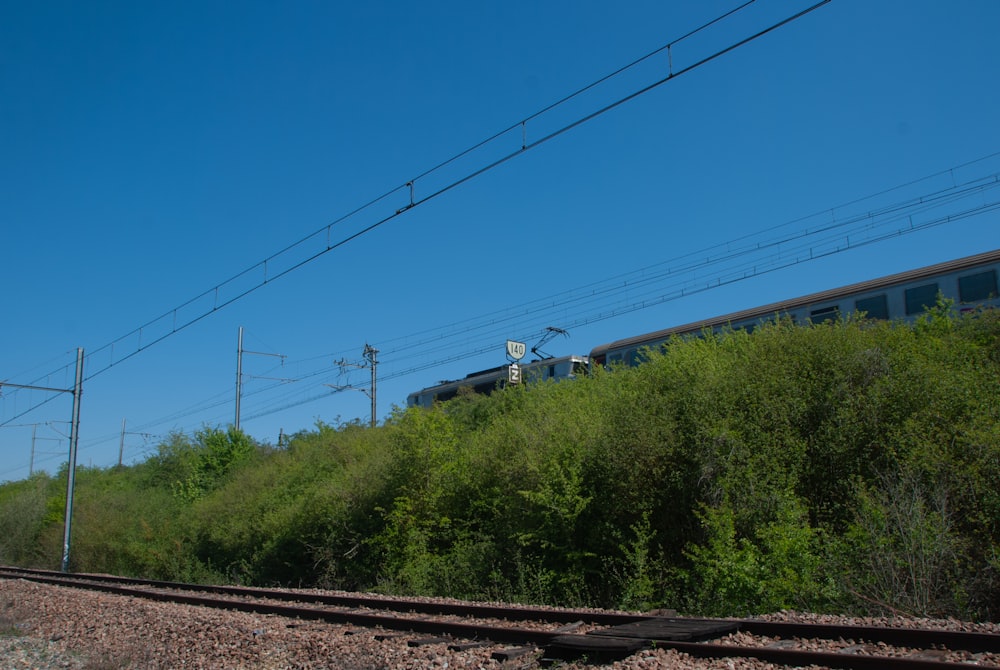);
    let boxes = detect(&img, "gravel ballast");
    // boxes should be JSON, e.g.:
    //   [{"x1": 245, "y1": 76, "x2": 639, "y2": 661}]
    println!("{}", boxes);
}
[{"x1": 3, "y1": 578, "x2": 998, "y2": 669}]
